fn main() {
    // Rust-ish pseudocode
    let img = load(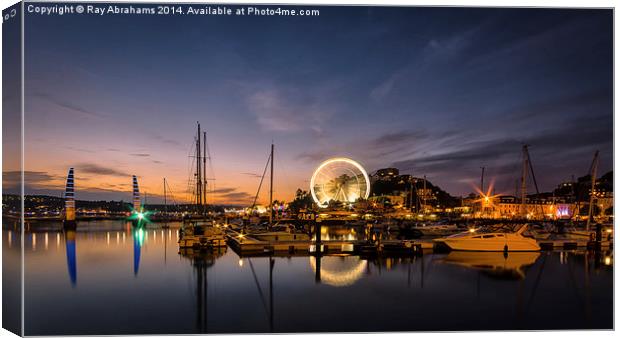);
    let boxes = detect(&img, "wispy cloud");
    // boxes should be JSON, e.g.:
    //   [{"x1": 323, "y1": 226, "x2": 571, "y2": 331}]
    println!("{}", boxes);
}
[
  {"x1": 33, "y1": 92, "x2": 105, "y2": 119},
  {"x1": 241, "y1": 172, "x2": 262, "y2": 178},
  {"x1": 391, "y1": 113, "x2": 612, "y2": 194},
  {"x1": 3, "y1": 170, "x2": 62, "y2": 190},
  {"x1": 210, "y1": 187, "x2": 236, "y2": 194},
  {"x1": 209, "y1": 186, "x2": 255, "y2": 204},
  {"x1": 76, "y1": 163, "x2": 129, "y2": 177},
  {"x1": 247, "y1": 86, "x2": 334, "y2": 135},
  {"x1": 65, "y1": 146, "x2": 95, "y2": 153}
]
